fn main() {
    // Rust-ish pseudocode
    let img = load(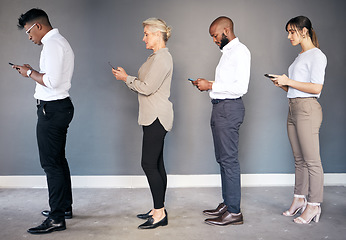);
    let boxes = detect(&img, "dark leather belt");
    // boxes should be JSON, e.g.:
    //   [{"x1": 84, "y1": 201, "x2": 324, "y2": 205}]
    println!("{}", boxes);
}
[
  {"x1": 211, "y1": 97, "x2": 241, "y2": 104},
  {"x1": 36, "y1": 97, "x2": 70, "y2": 106}
]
